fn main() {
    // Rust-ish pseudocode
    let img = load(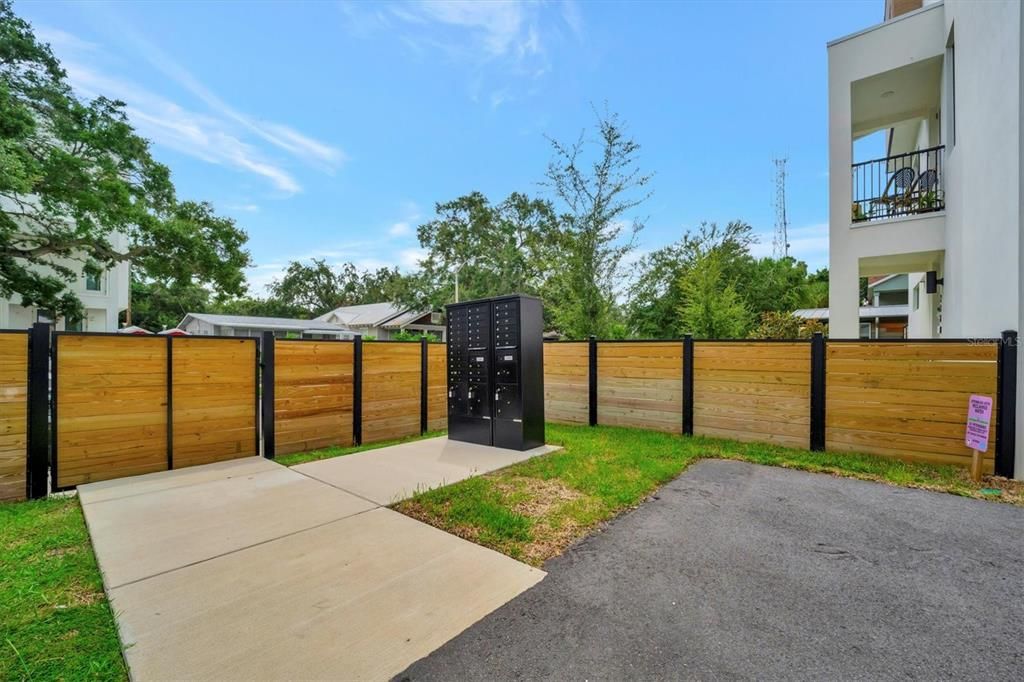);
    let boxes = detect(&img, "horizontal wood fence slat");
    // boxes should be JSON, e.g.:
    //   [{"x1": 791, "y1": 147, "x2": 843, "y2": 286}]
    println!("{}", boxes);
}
[
  {"x1": 274, "y1": 340, "x2": 354, "y2": 455},
  {"x1": 55, "y1": 335, "x2": 168, "y2": 488},
  {"x1": 694, "y1": 341, "x2": 811, "y2": 449},
  {"x1": 171, "y1": 338, "x2": 258, "y2": 469},
  {"x1": 0, "y1": 333, "x2": 28, "y2": 501},
  {"x1": 825, "y1": 341, "x2": 999, "y2": 472},
  {"x1": 598, "y1": 341, "x2": 682, "y2": 434},
  {"x1": 427, "y1": 344, "x2": 447, "y2": 432},
  {"x1": 543, "y1": 342, "x2": 589, "y2": 425},
  {"x1": 362, "y1": 343, "x2": 421, "y2": 443}
]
